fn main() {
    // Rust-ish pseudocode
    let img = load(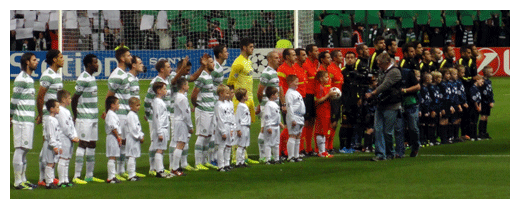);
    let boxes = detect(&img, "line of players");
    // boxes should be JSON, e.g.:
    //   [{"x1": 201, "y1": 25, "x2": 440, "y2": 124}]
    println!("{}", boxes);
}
[{"x1": 11, "y1": 37, "x2": 494, "y2": 189}]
